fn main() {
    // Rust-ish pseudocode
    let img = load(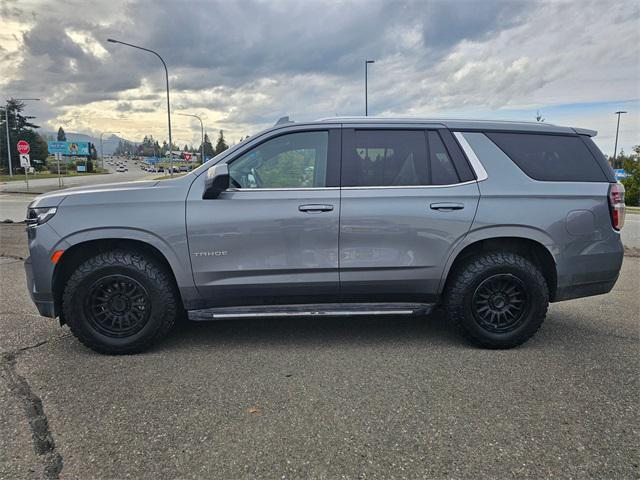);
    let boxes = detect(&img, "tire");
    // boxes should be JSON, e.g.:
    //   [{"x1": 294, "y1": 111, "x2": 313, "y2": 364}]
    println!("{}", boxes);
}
[
  {"x1": 62, "y1": 250, "x2": 179, "y2": 354},
  {"x1": 444, "y1": 251, "x2": 549, "y2": 349}
]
